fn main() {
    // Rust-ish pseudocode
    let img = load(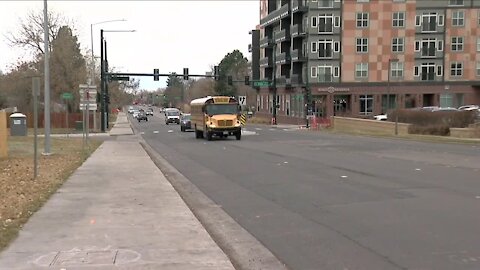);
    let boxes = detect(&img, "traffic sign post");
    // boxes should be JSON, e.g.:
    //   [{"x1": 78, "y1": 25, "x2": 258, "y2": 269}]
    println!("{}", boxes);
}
[
  {"x1": 79, "y1": 84, "x2": 97, "y2": 146},
  {"x1": 238, "y1": 96, "x2": 246, "y2": 106},
  {"x1": 61, "y1": 92, "x2": 73, "y2": 100}
]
